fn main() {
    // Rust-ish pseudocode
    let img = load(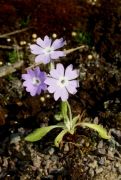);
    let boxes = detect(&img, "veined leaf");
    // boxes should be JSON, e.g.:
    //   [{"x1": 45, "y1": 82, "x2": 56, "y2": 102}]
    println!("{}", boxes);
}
[
  {"x1": 54, "y1": 129, "x2": 68, "y2": 147},
  {"x1": 77, "y1": 122, "x2": 111, "y2": 139},
  {"x1": 72, "y1": 115, "x2": 80, "y2": 127},
  {"x1": 25, "y1": 125, "x2": 63, "y2": 142}
]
